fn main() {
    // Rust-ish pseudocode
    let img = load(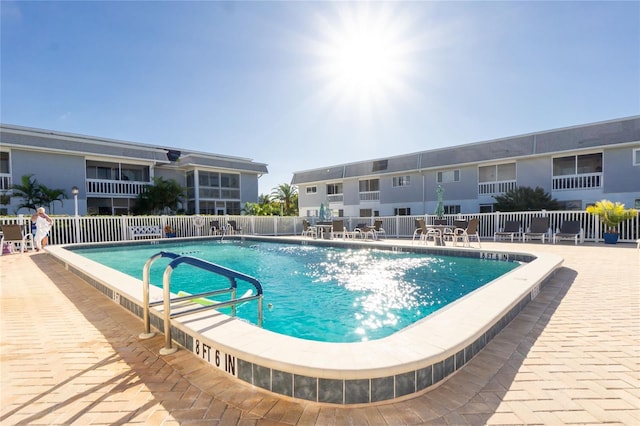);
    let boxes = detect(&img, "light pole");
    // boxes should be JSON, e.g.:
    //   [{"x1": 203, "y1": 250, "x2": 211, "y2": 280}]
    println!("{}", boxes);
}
[
  {"x1": 71, "y1": 186, "x2": 79, "y2": 216},
  {"x1": 71, "y1": 186, "x2": 80, "y2": 243}
]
